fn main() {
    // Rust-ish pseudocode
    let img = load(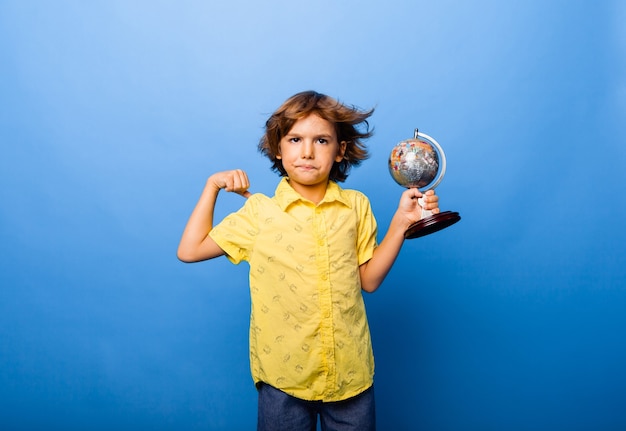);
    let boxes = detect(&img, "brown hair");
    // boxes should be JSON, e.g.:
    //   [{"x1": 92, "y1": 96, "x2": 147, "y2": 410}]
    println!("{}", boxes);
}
[{"x1": 258, "y1": 91, "x2": 374, "y2": 182}]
